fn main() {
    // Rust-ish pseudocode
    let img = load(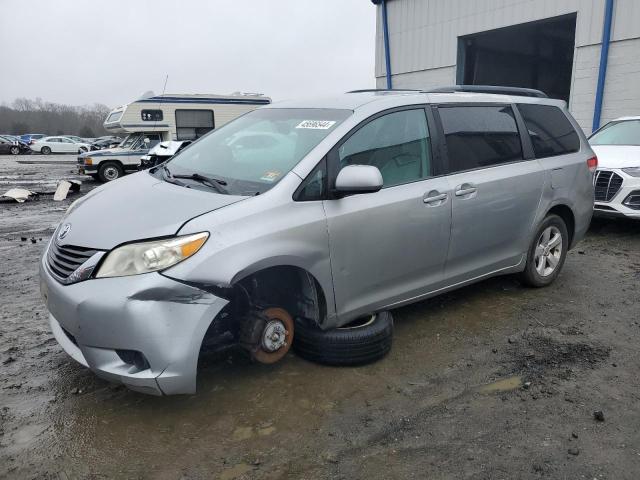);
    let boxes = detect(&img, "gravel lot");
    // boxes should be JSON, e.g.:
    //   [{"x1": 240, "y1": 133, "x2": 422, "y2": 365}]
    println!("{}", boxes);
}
[{"x1": 1, "y1": 154, "x2": 639, "y2": 479}]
